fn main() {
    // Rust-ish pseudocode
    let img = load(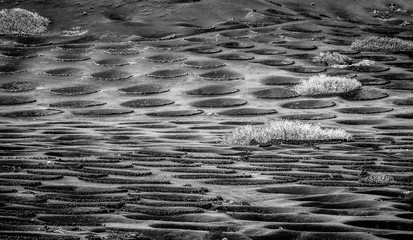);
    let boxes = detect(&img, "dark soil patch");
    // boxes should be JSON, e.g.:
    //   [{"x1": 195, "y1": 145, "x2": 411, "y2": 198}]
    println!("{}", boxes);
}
[
  {"x1": 254, "y1": 59, "x2": 295, "y2": 67},
  {"x1": 0, "y1": 96, "x2": 36, "y2": 105},
  {"x1": 36, "y1": 215, "x2": 110, "y2": 226},
  {"x1": 72, "y1": 109, "x2": 134, "y2": 116},
  {"x1": 217, "y1": 41, "x2": 254, "y2": 49},
  {"x1": 0, "y1": 49, "x2": 38, "y2": 59},
  {"x1": 0, "y1": 232, "x2": 80, "y2": 240},
  {"x1": 374, "y1": 73, "x2": 413, "y2": 80},
  {"x1": 257, "y1": 185, "x2": 336, "y2": 195},
  {"x1": 94, "y1": 58, "x2": 130, "y2": 66},
  {"x1": 250, "y1": 35, "x2": 286, "y2": 44},
  {"x1": 135, "y1": 193, "x2": 218, "y2": 202},
  {"x1": 121, "y1": 185, "x2": 207, "y2": 194},
  {"x1": 247, "y1": 49, "x2": 286, "y2": 55},
  {"x1": 174, "y1": 174, "x2": 251, "y2": 179},
  {"x1": 381, "y1": 81, "x2": 413, "y2": 90},
  {"x1": 265, "y1": 223, "x2": 355, "y2": 232},
  {"x1": 186, "y1": 85, "x2": 239, "y2": 96},
  {"x1": 397, "y1": 213, "x2": 413, "y2": 220},
  {"x1": 386, "y1": 62, "x2": 413, "y2": 69},
  {"x1": 337, "y1": 107, "x2": 393, "y2": 114},
  {"x1": 144, "y1": 54, "x2": 187, "y2": 63},
  {"x1": 184, "y1": 37, "x2": 217, "y2": 43},
  {"x1": 282, "y1": 66, "x2": 326, "y2": 73},
  {"x1": 149, "y1": 222, "x2": 238, "y2": 232},
  {"x1": 204, "y1": 179, "x2": 287, "y2": 185},
  {"x1": 393, "y1": 97, "x2": 413, "y2": 105},
  {"x1": 120, "y1": 98, "x2": 174, "y2": 108},
  {"x1": 279, "y1": 44, "x2": 318, "y2": 51},
  {"x1": 219, "y1": 30, "x2": 250, "y2": 38},
  {"x1": 344, "y1": 220, "x2": 413, "y2": 231},
  {"x1": 49, "y1": 100, "x2": 106, "y2": 108},
  {"x1": 198, "y1": 69, "x2": 243, "y2": 81},
  {"x1": 353, "y1": 55, "x2": 397, "y2": 62},
  {"x1": 336, "y1": 119, "x2": 385, "y2": 125},
  {"x1": 2, "y1": 109, "x2": 63, "y2": 118},
  {"x1": 277, "y1": 32, "x2": 325, "y2": 41},
  {"x1": 281, "y1": 100, "x2": 336, "y2": 109},
  {"x1": 183, "y1": 60, "x2": 225, "y2": 69},
  {"x1": 90, "y1": 69, "x2": 133, "y2": 80},
  {"x1": 394, "y1": 112, "x2": 413, "y2": 119},
  {"x1": 282, "y1": 113, "x2": 337, "y2": 120},
  {"x1": 0, "y1": 174, "x2": 63, "y2": 181},
  {"x1": 54, "y1": 54, "x2": 90, "y2": 62},
  {"x1": 104, "y1": 49, "x2": 141, "y2": 55},
  {"x1": 146, "y1": 69, "x2": 188, "y2": 78},
  {"x1": 184, "y1": 45, "x2": 222, "y2": 54},
  {"x1": 216, "y1": 53, "x2": 254, "y2": 61},
  {"x1": 161, "y1": 168, "x2": 235, "y2": 174},
  {"x1": 191, "y1": 98, "x2": 247, "y2": 108},
  {"x1": 361, "y1": 27, "x2": 401, "y2": 35},
  {"x1": 146, "y1": 110, "x2": 204, "y2": 117},
  {"x1": 78, "y1": 176, "x2": 169, "y2": 184},
  {"x1": 327, "y1": 29, "x2": 360, "y2": 37},
  {"x1": 14, "y1": 36, "x2": 52, "y2": 47},
  {"x1": 333, "y1": 49, "x2": 361, "y2": 55},
  {"x1": 285, "y1": 53, "x2": 316, "y2": 60},
  {"x1": 118, "y1": 84, "x2": 170, "y2": 95},
  {"x1": 218, "y1": 108, "x2": 277, "y2": 116},
  {"x1": 375, "y1": 233, "x2": 413, "y2": 240},
  {"x1": 57, "y1": 43, "x2": 94, "y2": 51},
  {"x1": 348, "y1": 66, "x2": 390, "y2": 73},
  {"x1": 0, "y1": 82, "x2": 37, "y2": 92},
  {"x1": 96, "y1": 43, "x2": 133, "y2": 50},
  {"x1": 281, "y1": 24, "x2": 321, "y2": 33},
  {"x1": 374, "y1": 125, "x2": 413, "y2": 130},
  {"x1": 50, "y1": 85, "x2": 100, "y2": 96},
  {"x1": 261, "y1": 76, "x2": 302, "y2": 85},
  {"x1": 316, "y1": 21, "x2": 356, "y2": 28},
  {"x1": 44, "y1": 67, "x2": 83, "y2": 77},
  {"x1": 0, "y1": 64, "x2": 26, "y2": 74},
  {"x1": 229, "y1": 212, "x2": 330, "y2": 222},
  {"x1": 253, "y1": 87, "x2": 300, "y2": 99},
  {"x1": 341, "y1": 89, "x2": 389, "y2": 101},
  {"x1": 322, "y1": 38, "x2": 352, "y2": 46}
]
